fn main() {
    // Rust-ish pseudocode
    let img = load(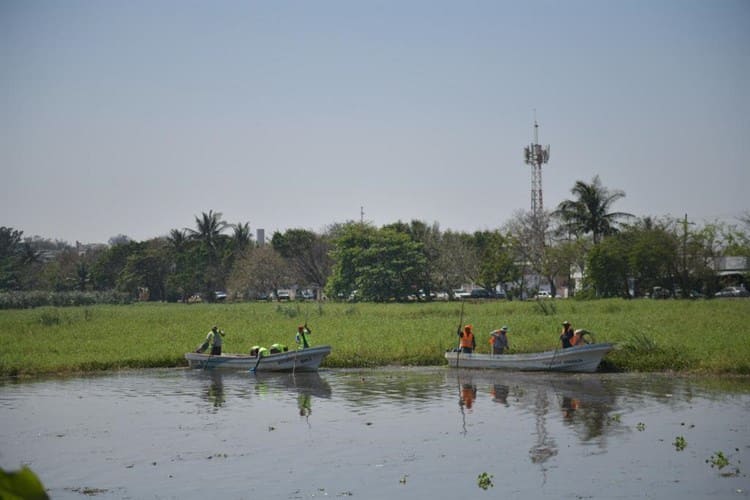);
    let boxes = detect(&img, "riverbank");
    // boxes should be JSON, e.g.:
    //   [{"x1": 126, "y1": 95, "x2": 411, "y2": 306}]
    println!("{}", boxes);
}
[{"x1": 1, "y1": 299, "x2": 748, "y2": 377}]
